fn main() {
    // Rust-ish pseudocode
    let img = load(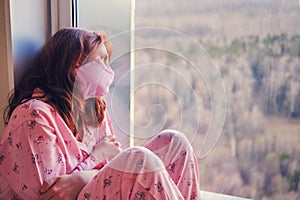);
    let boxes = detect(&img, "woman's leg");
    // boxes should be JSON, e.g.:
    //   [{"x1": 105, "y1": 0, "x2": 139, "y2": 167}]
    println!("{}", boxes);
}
[
  {"x1": 77, "y1": 146, "x2": 184, "y2": 200},
  {"x1": 144, "y1": 129, "x2": 201, "y2": 200}
]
